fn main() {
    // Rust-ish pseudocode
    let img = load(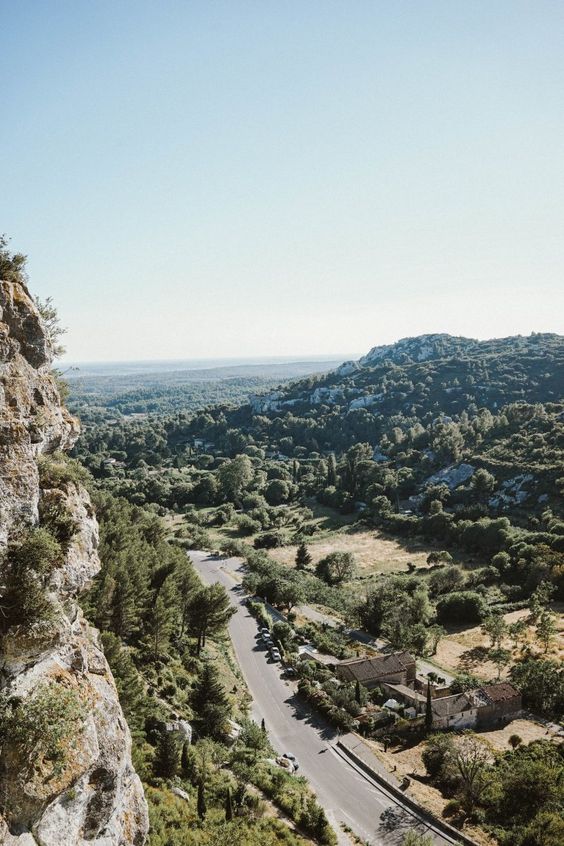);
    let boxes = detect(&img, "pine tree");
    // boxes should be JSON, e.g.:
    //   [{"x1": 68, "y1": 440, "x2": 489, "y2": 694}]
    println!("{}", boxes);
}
[
  {"x1": 295, "y1": 541, "x2": 312, "y2": 570},
  {"x1": 154, "y1": 728, "x2": 180, "y2": 778},
  {"x1": 111, "y1": 571, "x2": 137, "y2": 640},
  {"x1": 146, "y1": 579, "x2": 176, "y2": 661},
  {"x1": 191, "y1": 661, "x2": 230, "y2": 737},
  {"x1": 189, "y1": 583, "x2": 233, "y2": 655},
  {"x1": 197, "y1": 780, "x2": 207, "y2": 820},
  {"x1": 225, "y1": 786, "x2": 233, "y2": 821}
]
